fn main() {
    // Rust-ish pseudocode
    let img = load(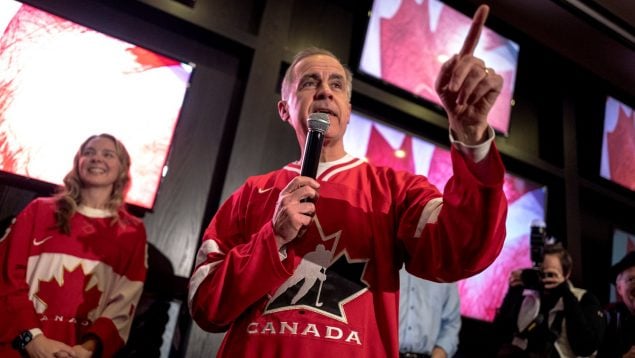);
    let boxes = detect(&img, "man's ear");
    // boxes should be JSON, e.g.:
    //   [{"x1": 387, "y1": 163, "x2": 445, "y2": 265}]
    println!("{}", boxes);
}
[{"x1": 278, "y1": 100, "x2": 289, "y2": 122}]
